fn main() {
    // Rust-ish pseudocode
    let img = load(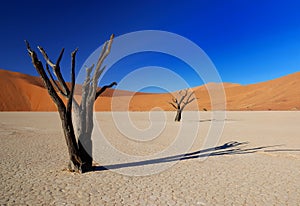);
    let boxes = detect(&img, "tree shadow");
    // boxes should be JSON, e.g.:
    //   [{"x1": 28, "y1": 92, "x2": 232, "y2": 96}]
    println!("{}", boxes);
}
[
  {"x1": 93, "y1": 141, "x2": 291, "y2": 172},
  {"x1": 264, "y1": 149, "x2": 300, "y2": 152},
  {"x1": 187, "y1": 119, "x2": 239, "y2": 123}
]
